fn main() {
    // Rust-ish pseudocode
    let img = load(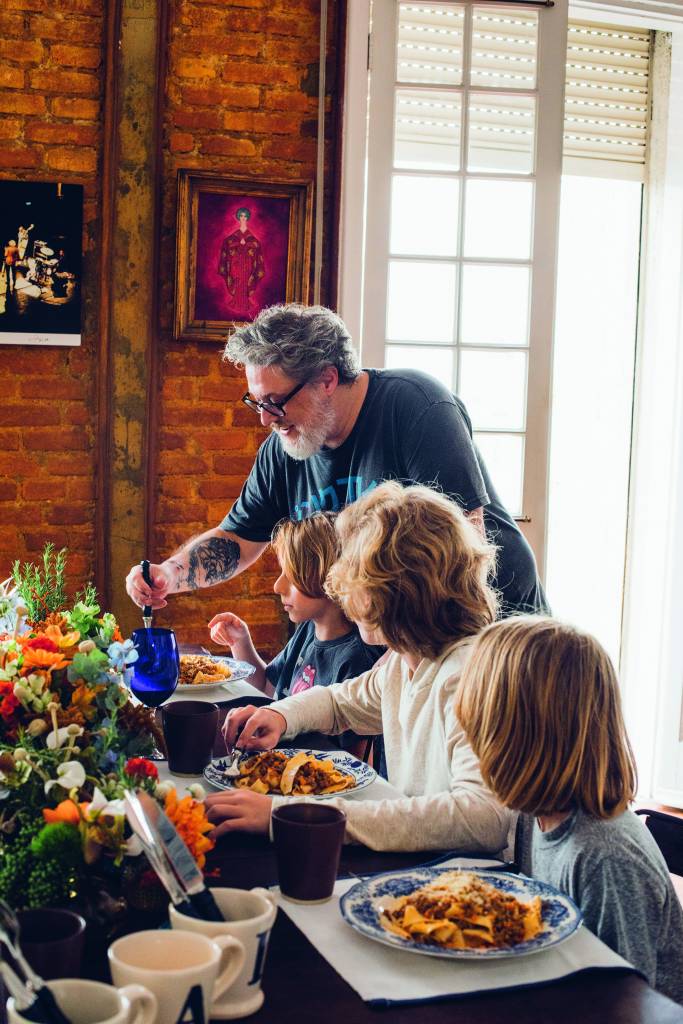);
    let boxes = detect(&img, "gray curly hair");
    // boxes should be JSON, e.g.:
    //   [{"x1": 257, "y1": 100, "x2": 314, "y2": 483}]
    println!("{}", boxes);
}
[{"x1": 223, "y1": 304, "x2": 361, "y2": 385}]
